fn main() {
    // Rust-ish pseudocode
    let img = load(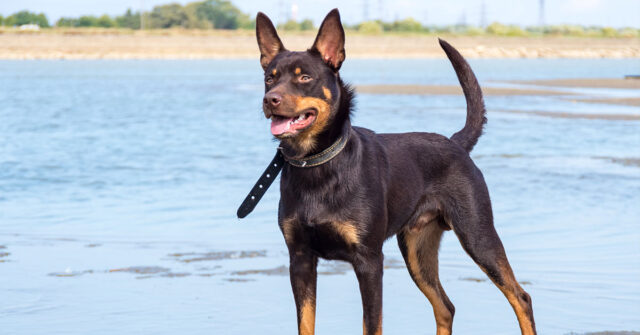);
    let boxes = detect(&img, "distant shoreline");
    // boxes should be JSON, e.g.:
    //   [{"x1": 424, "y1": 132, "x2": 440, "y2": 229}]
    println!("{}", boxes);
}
[
  {"x1": 357, "y1": 78, "x2": 640, "y2": 109},
  {"x1": 1, "y1": 30, "x2": 638, "y2": 59}
]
